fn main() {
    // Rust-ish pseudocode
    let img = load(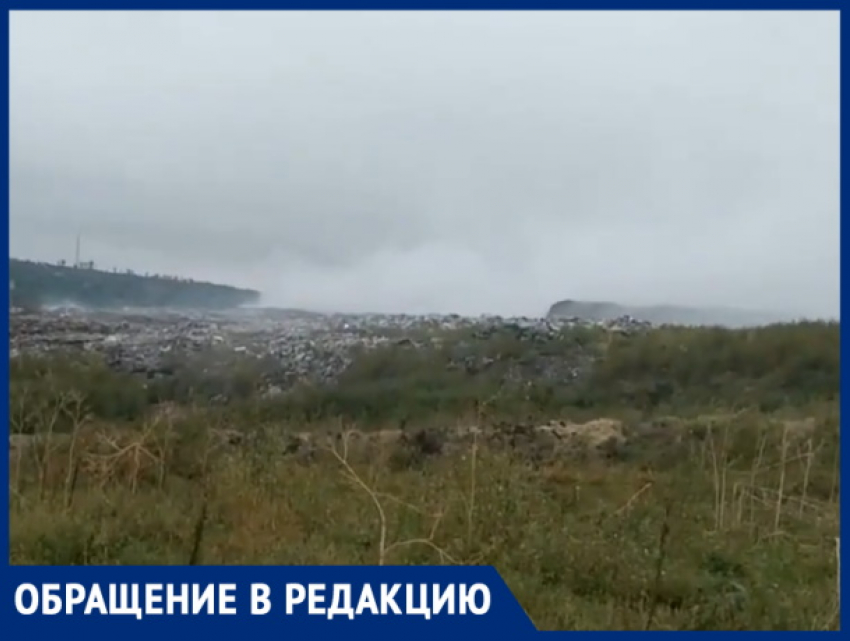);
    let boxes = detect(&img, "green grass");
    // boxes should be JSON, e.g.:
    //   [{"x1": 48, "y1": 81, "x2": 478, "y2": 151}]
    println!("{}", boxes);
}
[{"x1": 8, "y1": 320, "x2": 840, "y2": 630}]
